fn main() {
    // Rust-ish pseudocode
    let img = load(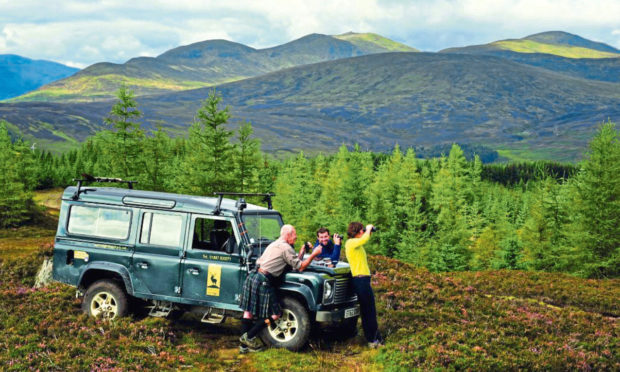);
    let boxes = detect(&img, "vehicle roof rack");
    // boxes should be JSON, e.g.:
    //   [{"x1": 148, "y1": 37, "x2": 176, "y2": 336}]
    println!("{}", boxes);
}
[
  {"x1": 213, "y1": 192, "x2": 275, "y2": 214},
  {"x1": 72, "y1": 174, "x2": 138, "y2": 200}
]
